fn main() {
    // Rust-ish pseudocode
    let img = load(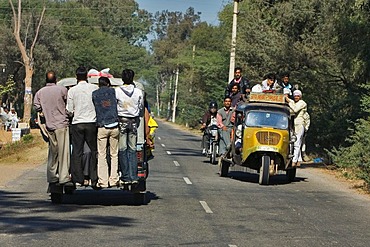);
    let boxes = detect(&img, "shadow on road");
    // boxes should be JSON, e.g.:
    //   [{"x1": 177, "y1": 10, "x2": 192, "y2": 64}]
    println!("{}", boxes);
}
[
  {"x1": 0, "y1": 189, "x2": 158, "y2": 234},
  {"x1": 61, "y1": 189, "x2": 158, "y2": 206},
  {"x1": 228, "y1": 171, "x2": 307, "y2": 185}
]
